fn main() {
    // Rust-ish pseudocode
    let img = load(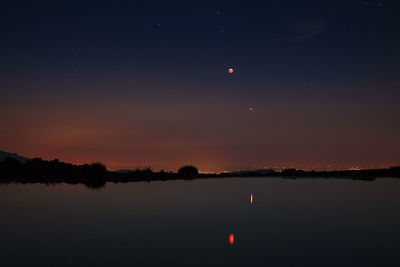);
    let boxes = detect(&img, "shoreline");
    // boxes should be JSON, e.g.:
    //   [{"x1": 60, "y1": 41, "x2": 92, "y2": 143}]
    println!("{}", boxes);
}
[{"x1": 1, "y1": 170, "x2": 399, "y2": 189}]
